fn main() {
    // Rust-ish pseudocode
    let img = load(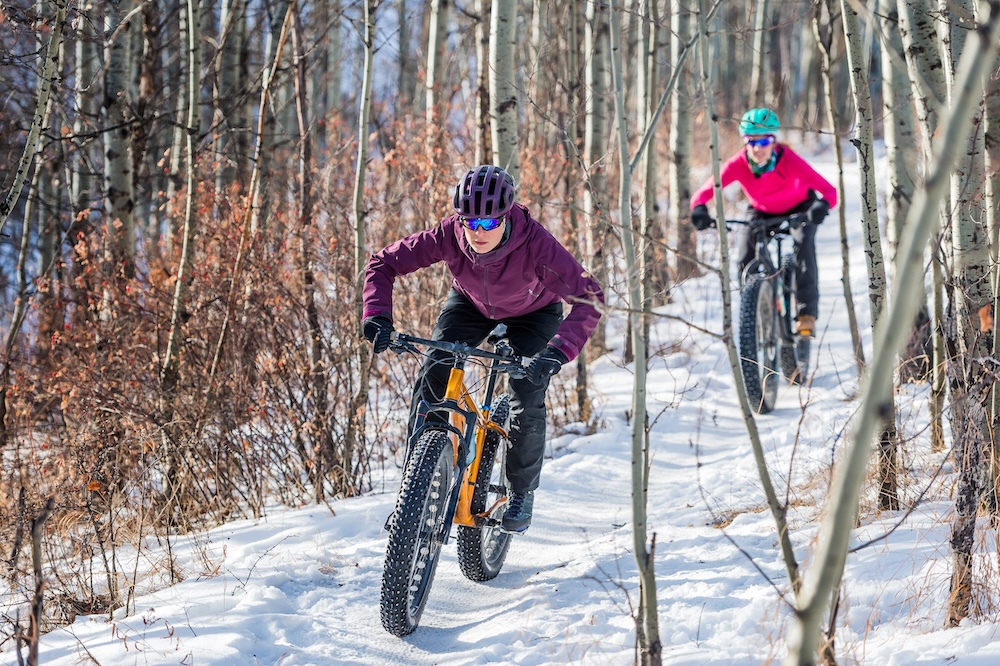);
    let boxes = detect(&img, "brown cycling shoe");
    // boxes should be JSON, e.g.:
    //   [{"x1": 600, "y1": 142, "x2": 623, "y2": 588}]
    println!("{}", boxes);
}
[{"x1": 795, "y1": 314, "x2": 817, "y2": 337}]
